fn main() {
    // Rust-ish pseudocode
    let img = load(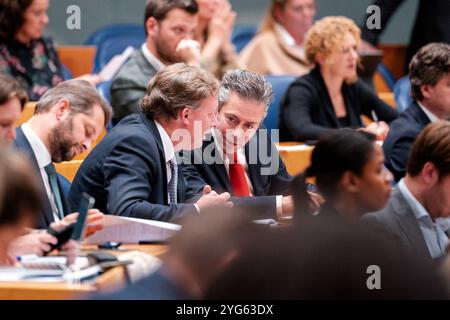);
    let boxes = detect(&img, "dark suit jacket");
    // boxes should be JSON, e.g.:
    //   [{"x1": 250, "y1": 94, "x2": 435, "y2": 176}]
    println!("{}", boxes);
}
[
  {"x1": 361, "y1": 0, "x2": 450, "y2": 70},
  {"x1": 110, "y1": 49, "x2": 158, "y2": 124},
  {"x1": 95, "y1": 268, "x2": 191, "y2": 300},
  {"x1": 363, "y1": 187, "x2": 431, "y2": 260},
  {"x1": 279, "y1": 67, "x2": 398, "y2": 142},
  {"x1": 13, "y1": 127, "x2": 71, "y2": 229},
  {"x1": 383, "y1": 101, "x2": 430, "y2": 182},
  {"x1": 68, "y1": 113, "x2": 198, "y2": 222},
  {"x1": 180, "y1": 130, "x2": 292, "y2": 219}
]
